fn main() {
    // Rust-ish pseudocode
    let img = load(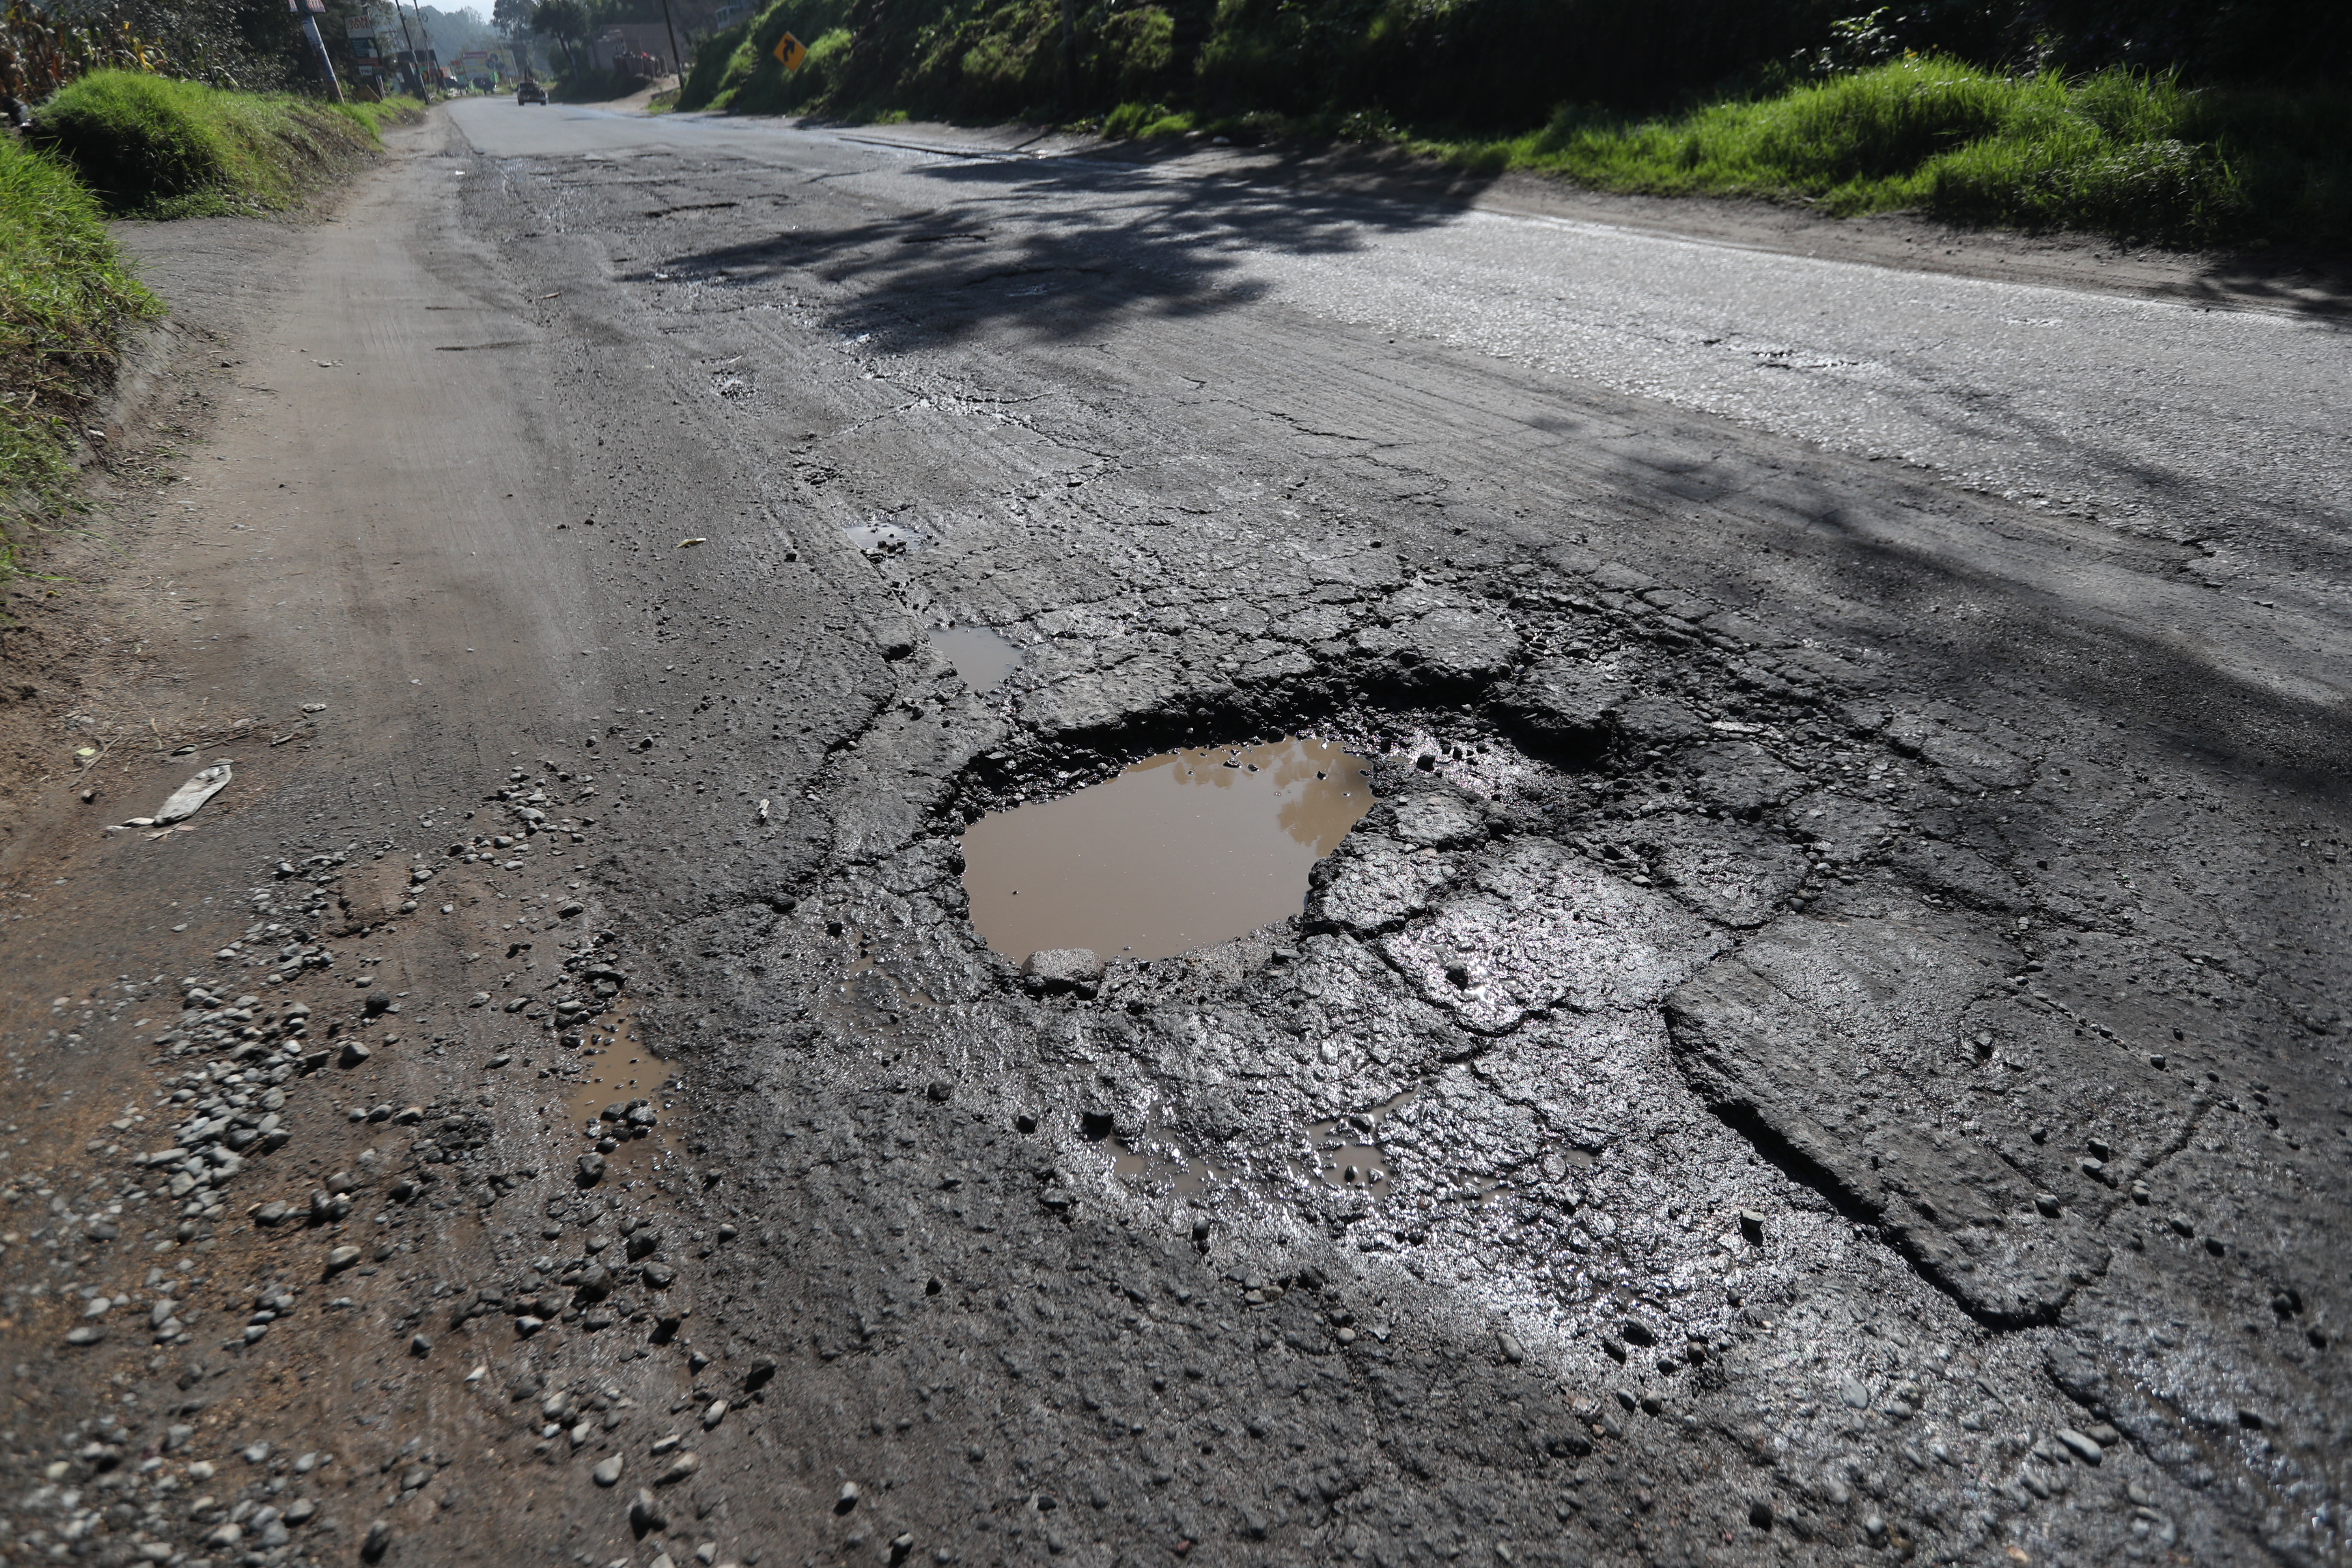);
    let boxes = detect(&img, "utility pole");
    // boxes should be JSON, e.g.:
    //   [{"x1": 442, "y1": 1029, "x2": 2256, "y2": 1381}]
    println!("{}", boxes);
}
[
  {"x1": 387, "y1": 0, "x2": 427, "y2": 98},
  {"x1": 291, "y1": 0, "x2": 346, "y2": 102},
  {"x1": 656, "y1": 0, "x2": 682, "y2": 89},
  {"x1": 404, "y1": 0, "x2": 439, "y2": 98}
]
